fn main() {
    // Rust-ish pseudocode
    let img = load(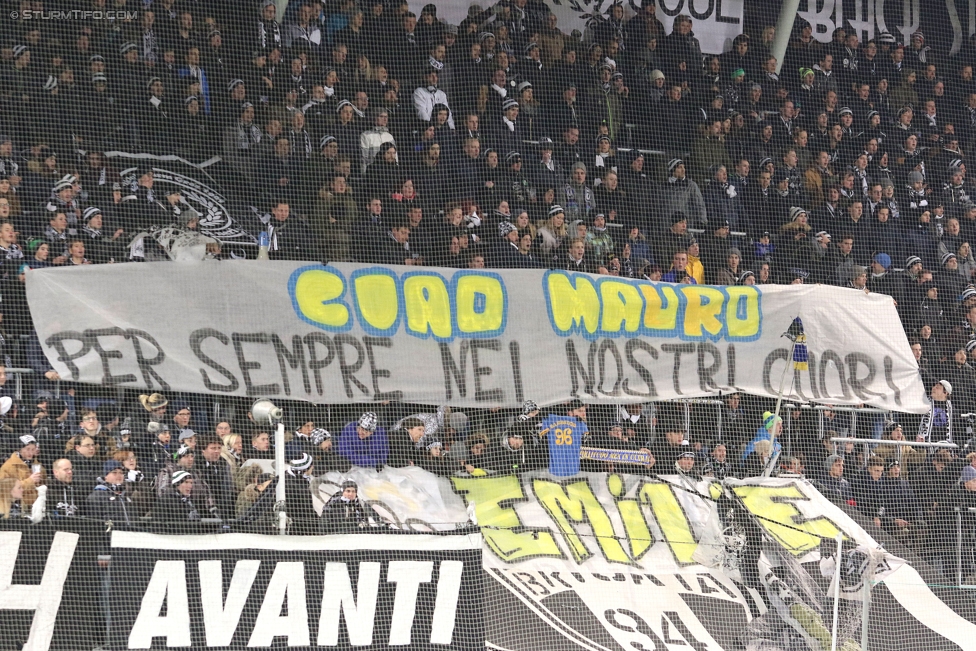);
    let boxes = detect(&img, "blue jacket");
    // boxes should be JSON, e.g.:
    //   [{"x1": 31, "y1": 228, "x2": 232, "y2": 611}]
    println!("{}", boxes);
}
[
  {"x1": 337, "y1": 422, "x2": 389, "y2": 467},
  {"x1": 741, "y1": 426, "x2": 781, "y2": 461}
]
